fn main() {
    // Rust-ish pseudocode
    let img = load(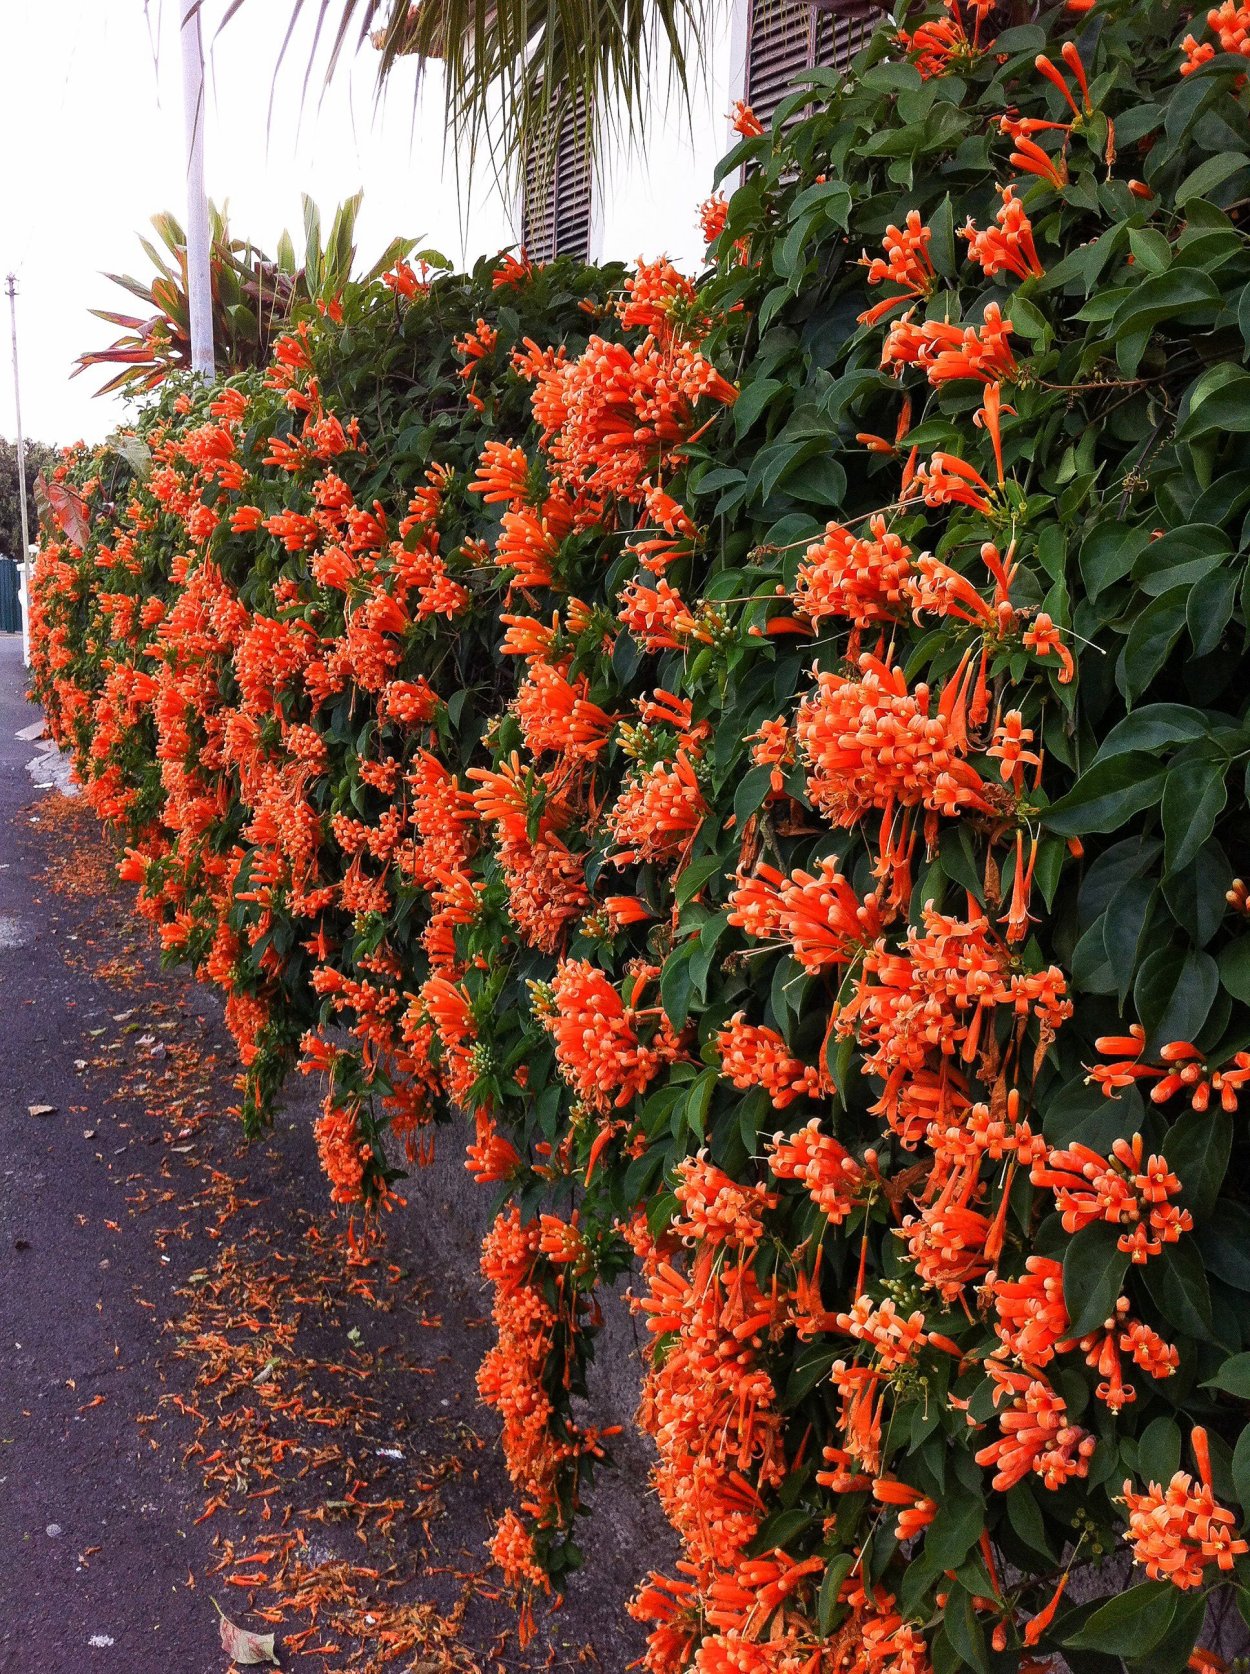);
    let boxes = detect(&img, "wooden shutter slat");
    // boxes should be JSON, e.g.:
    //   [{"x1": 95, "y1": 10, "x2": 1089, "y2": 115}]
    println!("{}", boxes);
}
[
  {"x1": 744, "y1": 0, "x2": 873, "y2": 133},
  {"x1": 521, "y1": 80, "x2": 593, "y2": 263}
]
